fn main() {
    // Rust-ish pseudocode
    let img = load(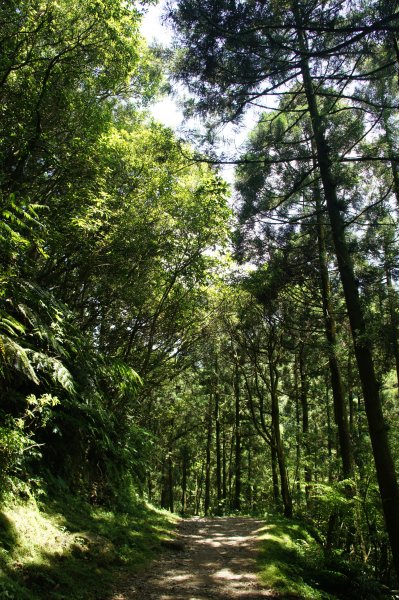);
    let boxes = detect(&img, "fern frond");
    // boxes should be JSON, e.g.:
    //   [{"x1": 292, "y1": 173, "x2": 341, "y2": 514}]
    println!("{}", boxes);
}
[
  {"x1": 0, "y1": 313, "x2": 26, "y2": 336},
  {"x1": 28, "y1": 351, "x2": 75, "y2": 394},
  {"x1": 99, "y1": 357, "x2": 142, "y2": 399},
  {"x1": 1, "y1": 335, "x2": 40, "y2": 384},
  {"x1": 0, "y1": 220, "x2": 30, "y2": 246}
]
